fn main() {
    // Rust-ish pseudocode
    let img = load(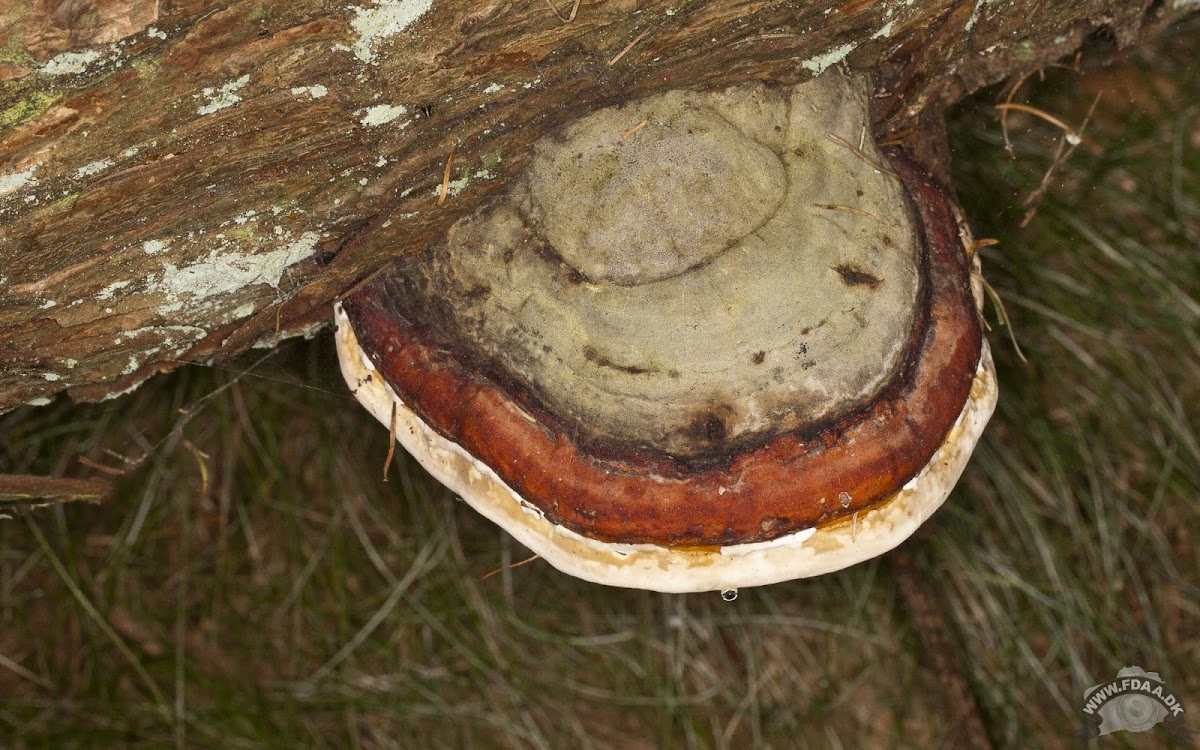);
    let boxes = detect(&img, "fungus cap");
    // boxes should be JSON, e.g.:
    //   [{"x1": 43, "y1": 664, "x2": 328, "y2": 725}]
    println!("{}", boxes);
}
[{"x1": 335, "y1": 72, "x2": 998, "y2": 593}]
